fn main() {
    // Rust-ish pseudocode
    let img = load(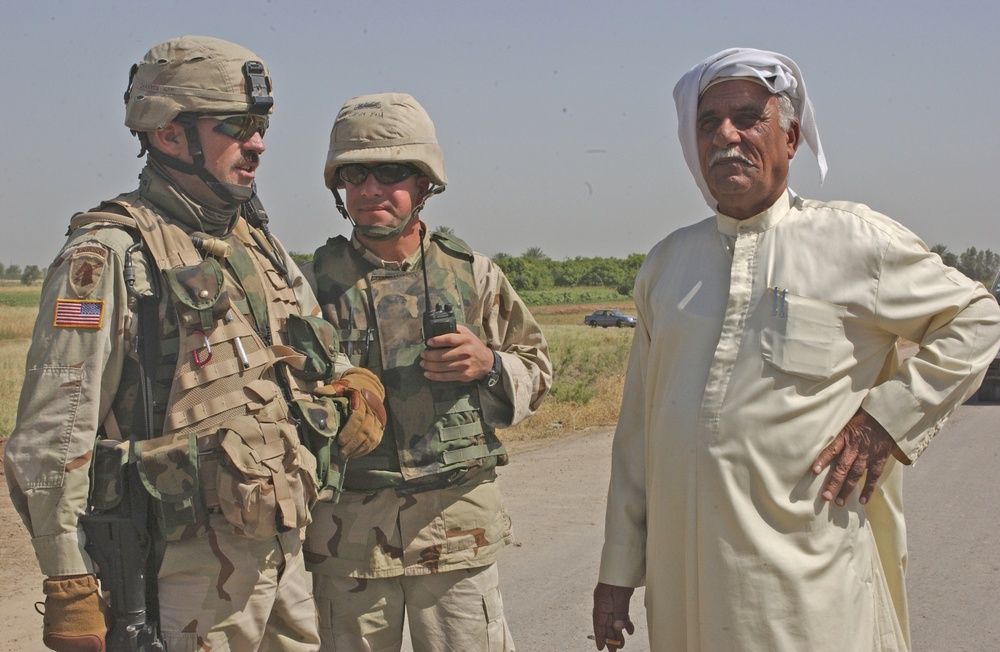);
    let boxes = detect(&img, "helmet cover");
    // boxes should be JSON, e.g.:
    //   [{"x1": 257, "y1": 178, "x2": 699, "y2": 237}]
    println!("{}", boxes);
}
[
  {"x1": 324, "y1": 92, "x2": 446, "y2": 189},
  {"x1": 125, "y1": 35, "x2": 273, "y2": 132}
]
